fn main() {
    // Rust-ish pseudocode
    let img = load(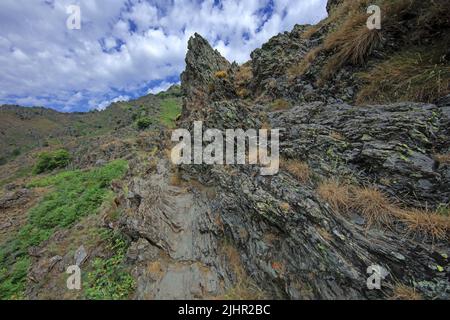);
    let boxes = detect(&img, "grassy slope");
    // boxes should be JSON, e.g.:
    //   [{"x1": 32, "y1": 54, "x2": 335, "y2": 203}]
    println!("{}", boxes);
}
[{"x1": 0, "y1": 160, "x2": 128, "y2": 299}]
